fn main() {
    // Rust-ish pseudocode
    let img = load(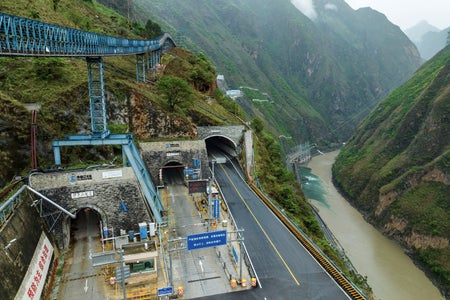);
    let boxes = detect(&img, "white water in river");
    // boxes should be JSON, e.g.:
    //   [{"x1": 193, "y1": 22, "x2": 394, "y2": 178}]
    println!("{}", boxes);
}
[{"x1": 305, "y1": 150, "x2": 444, "y2": 300}]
